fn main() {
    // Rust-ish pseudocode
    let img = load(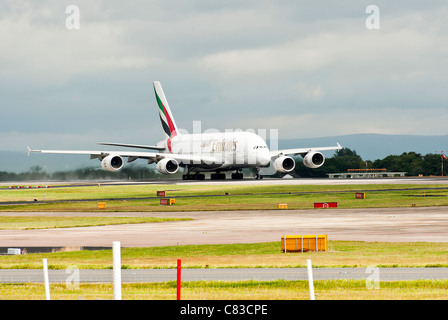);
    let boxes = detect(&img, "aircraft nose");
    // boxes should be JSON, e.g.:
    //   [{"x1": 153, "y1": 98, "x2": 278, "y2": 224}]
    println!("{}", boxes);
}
[{"x1": 258, "y1": 150, "x2": 271, "y2": 166}]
